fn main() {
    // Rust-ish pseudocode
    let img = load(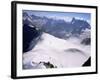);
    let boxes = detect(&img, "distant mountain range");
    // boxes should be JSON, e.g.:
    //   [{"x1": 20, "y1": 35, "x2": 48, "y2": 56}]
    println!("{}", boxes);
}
[
  {"x1": 23, "y1": 12, "x2": 91, "y2": 52},
  {"x1": 23, "y1": 12, "x2": 90, "y2": 38}
]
